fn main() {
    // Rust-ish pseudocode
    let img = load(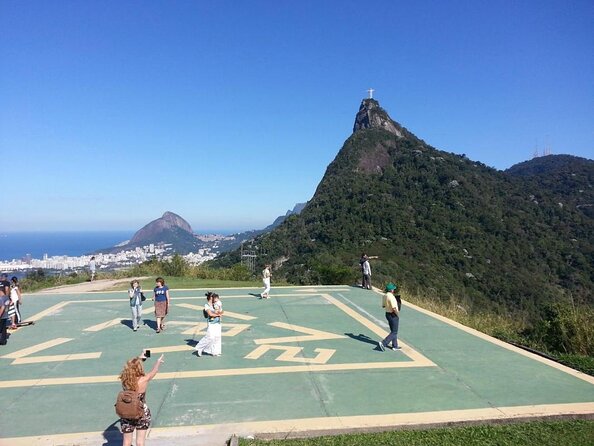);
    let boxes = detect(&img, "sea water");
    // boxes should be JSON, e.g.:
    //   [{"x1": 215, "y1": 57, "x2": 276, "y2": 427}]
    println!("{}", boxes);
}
[{"x1": 0, "y1": 231, "x2": 134, "y2": 261}]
